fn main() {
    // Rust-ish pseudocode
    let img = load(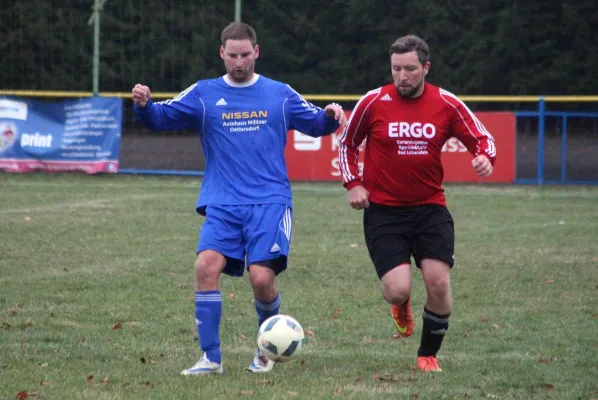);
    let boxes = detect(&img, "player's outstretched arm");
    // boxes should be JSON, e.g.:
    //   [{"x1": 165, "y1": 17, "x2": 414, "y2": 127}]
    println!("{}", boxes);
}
[
  {"x1": 284, "y1": 85, "x2": 341, "y2": 137},
  {"x1": 132, "y1": 82, "x2": 200, "y2": 132}
]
